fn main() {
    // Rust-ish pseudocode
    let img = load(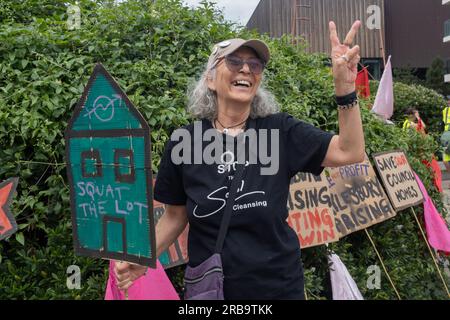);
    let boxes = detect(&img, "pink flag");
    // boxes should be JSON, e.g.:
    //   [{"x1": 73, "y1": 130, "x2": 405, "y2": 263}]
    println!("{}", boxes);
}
[
  {"x1": 105, "y1": 260, "x2": 180, "y2": 300},
  {"x1": 414, "y1": 172, "x2": 450, "y2": 254},
  {"x1": 371, "y1": 56, "x2": 394, "y2": 120}
]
